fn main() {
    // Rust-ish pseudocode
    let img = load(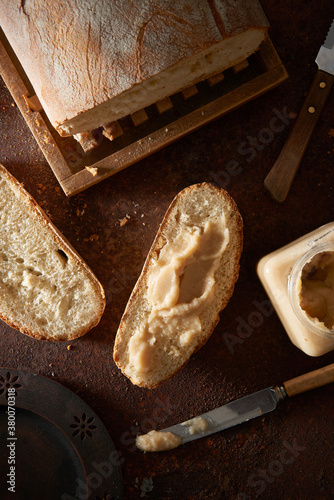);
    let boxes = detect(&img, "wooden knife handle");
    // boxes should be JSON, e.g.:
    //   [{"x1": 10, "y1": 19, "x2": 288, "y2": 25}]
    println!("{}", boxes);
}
[
  {"x1": 284, "y1": 363, "x2": 334, "y2": 397},
  {"x1": 264, "y1": 69, "x2": 333, "y2": 202}
]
